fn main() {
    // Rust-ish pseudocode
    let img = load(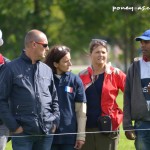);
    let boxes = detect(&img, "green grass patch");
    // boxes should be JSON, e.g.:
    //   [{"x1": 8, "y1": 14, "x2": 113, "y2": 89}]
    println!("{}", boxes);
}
[
  {"x1": 116, "y1": 91, "x2": 134, "y2": 150},
  {"x1": 6, "y1": 141, "x2": 11, "y2": 150}
]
